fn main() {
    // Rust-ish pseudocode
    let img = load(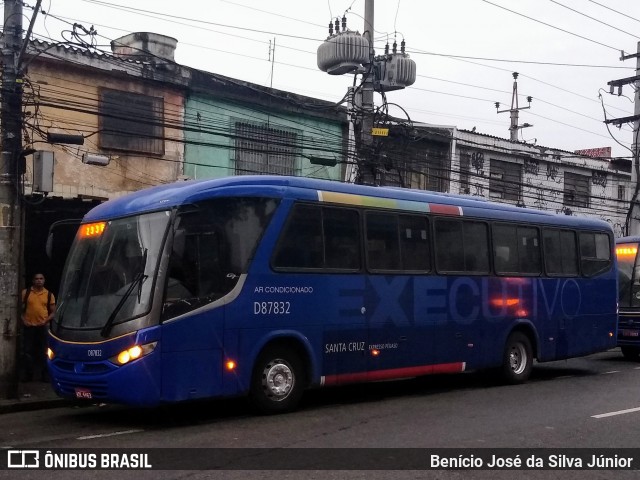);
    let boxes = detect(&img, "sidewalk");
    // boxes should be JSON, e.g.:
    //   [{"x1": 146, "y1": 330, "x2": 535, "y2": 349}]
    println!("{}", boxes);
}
[{"x1": 0, "y1": 381, "x2": 72, "y2": 414}]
